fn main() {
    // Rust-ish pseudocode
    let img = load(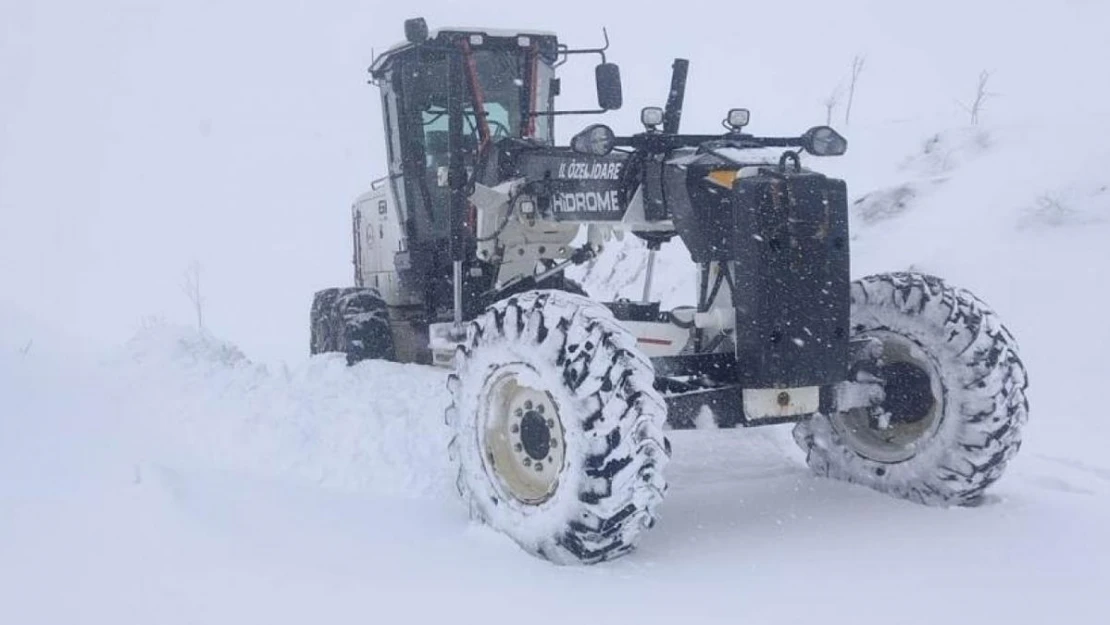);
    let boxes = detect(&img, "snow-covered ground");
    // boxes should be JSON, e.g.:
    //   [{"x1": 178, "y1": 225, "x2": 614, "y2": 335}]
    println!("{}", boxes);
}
[
  {"x1": 4, "y1": 118, "x2": 1109, "y2": 621},
  {"x1": 3, "y1": 1, "x2": 1110, "y2": 624},
  {"x1": 4, "y1": 247, "x2": 1109, "y2": 624}
]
